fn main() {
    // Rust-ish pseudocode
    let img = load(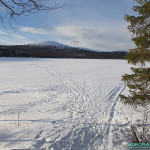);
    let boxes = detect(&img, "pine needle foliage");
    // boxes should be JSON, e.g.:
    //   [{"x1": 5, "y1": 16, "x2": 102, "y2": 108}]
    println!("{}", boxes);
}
[{"x1": 120, "y1": 0, "x2": 150, "y2": 107}]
